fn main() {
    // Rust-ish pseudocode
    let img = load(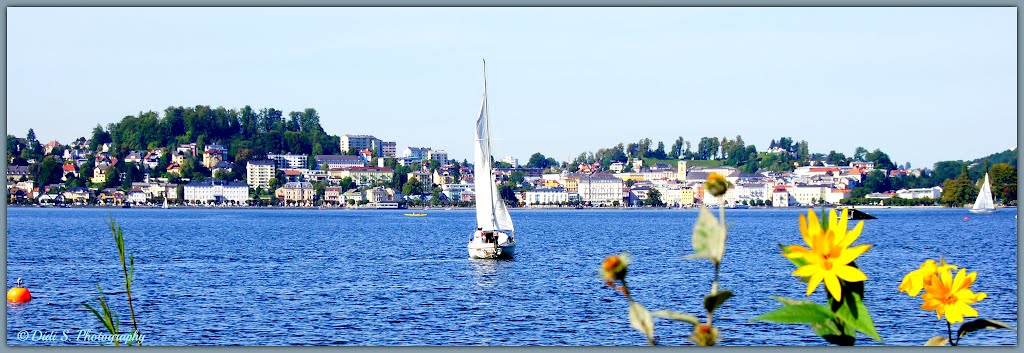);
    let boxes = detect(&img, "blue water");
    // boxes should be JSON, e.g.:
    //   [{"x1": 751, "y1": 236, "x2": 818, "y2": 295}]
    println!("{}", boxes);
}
[{"x1": 5, "y1": 208, "x2": 1018, "y2": 346}]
